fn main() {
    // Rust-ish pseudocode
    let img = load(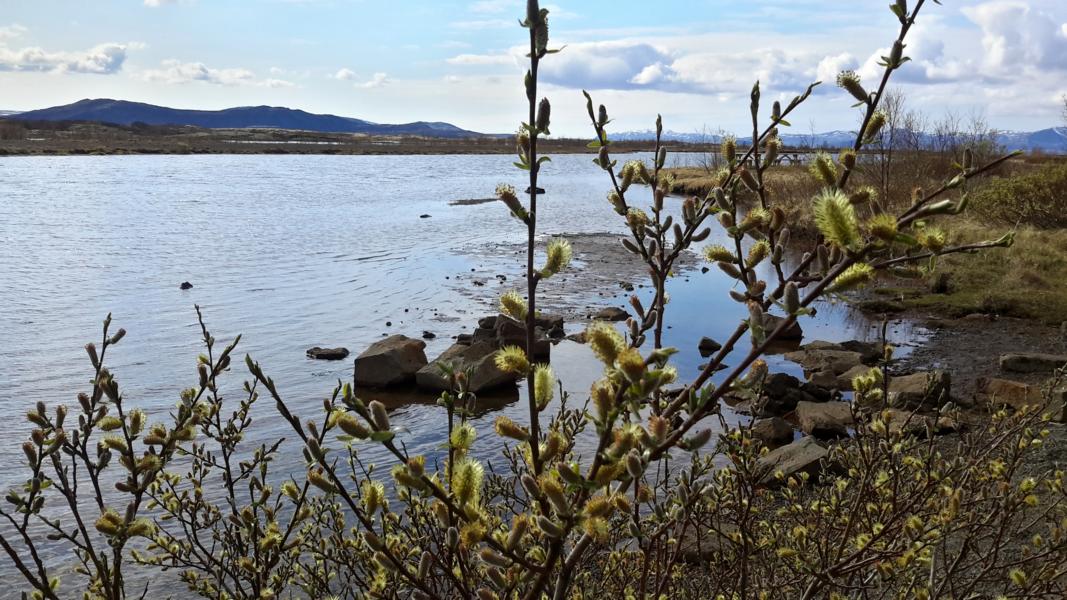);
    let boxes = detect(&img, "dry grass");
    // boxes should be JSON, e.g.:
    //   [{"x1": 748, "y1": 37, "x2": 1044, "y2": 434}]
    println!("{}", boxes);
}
[{"x1": 904, "y1": 222, "x2": 1067, "y2": 323}]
